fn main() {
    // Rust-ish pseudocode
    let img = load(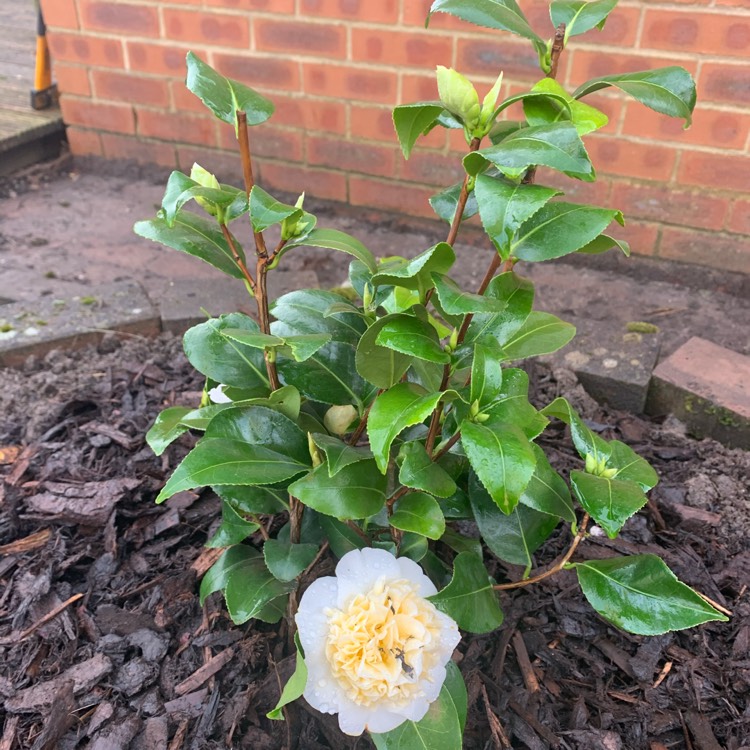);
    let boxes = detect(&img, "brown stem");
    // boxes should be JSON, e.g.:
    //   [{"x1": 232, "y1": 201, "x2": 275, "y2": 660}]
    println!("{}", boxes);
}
[
  {"x1": 345, "y1": 520, "x2": 372, "y2": 545},
  {"x1": 220, "y1": 224, "x2": 256, "y2": 291},
  {"x1": 386, "y1": 485, "x2": 410, "y2": 512},
  {"x1": 236, "y1": 111, "x2": 269, "y2": 259},
  {"x1": 446, "y1": 137, "x2": 482, "y2": 247},
  {"x1": 256, "y1": 257, "x2": 280, "y2": 390},
  {"x1": 288, "y1": 495, "x2": 302, "y2": 544},
  {"x1": 348, "y1": 394, "x2": 379, "y2": 446},
  {"x1": 250, "y1": 514, "x2": 270, "y2": 541},
  {"x1": 301, "y1": 541, "x2": 330, "y2": 582},
  {"x1": 493, "y1": 513, "x2": 589, "y2": 591},
  {"x1": 548, "y1": 23, "x2": 566, "y2": 81},
  {"x1": 424, "y1": 367, "x2": 450, "y2": 455},
  {"x1": 431, "y1": 430, "x2": 461, "y2": 461}
]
